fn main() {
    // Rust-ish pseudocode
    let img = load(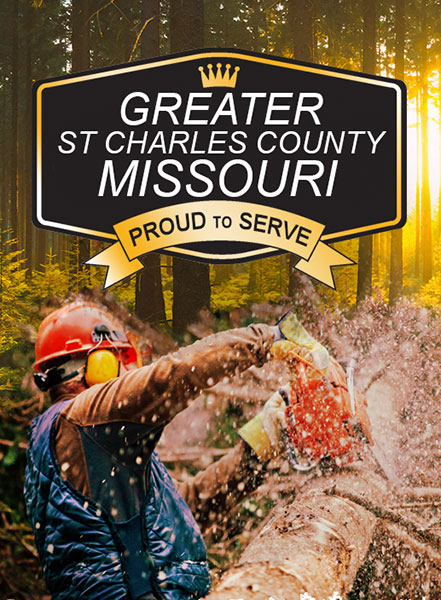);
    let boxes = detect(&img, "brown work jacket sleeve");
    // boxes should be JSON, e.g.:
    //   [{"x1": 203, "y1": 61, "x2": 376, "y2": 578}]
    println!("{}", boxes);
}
[
  {"x1": 175, "y1": 440, "x2": 265, "y2": 535},
  {"x1": 61, "y1": 323, "x2": 275, "y2": 428}
]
